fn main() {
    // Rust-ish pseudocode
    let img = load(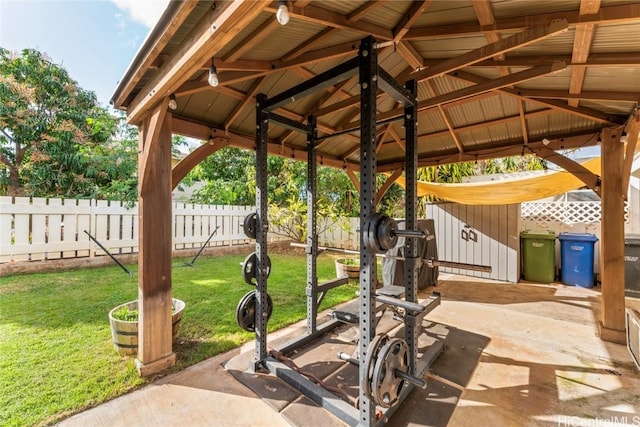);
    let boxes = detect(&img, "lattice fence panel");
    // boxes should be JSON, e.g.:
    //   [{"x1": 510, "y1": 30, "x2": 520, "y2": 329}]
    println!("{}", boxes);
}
[{"x1": 521, "y1": 201, "x2": 630, "y2": 225}]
